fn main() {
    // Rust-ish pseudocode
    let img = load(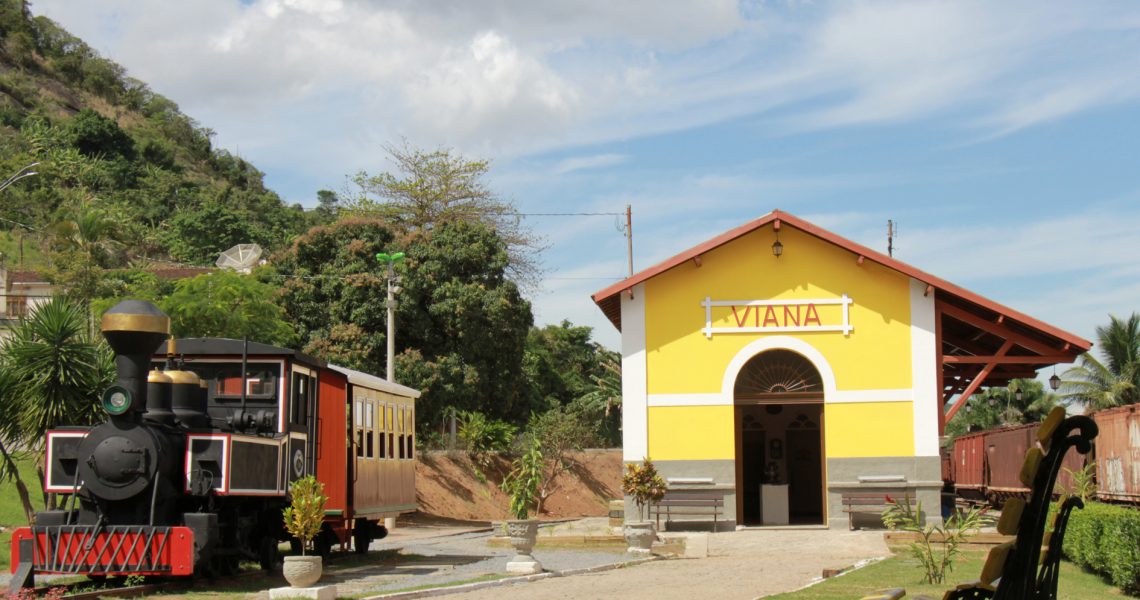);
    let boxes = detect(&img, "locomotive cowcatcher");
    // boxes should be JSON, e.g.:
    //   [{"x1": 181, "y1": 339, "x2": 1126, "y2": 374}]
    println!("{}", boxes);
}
[{"x1": 9, "y1": 300, "x2": 418, "y2": 590}]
